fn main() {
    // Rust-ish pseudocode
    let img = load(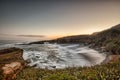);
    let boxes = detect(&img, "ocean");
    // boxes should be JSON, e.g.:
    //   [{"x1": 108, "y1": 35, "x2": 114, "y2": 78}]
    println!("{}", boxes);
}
[{"x1": 0, "y1": 40, "x2": 106, "y2": 69}]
